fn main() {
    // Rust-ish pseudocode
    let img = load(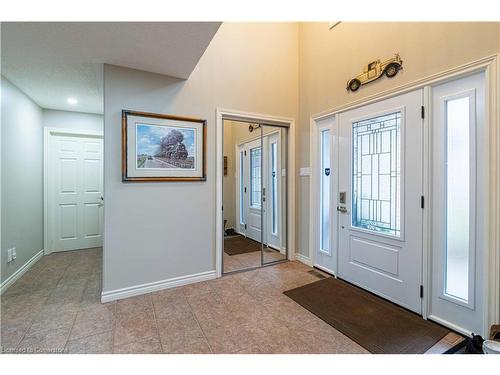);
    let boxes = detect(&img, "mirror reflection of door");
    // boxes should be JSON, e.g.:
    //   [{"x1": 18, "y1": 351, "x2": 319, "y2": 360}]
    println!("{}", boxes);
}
[
  {"x1": 262, "y1": 125, "x2": 287, "y2": 265},
  {"x1": 222, "y1": 120, "x2": 288, "y2": 274}
]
